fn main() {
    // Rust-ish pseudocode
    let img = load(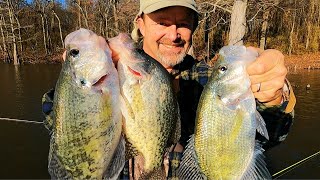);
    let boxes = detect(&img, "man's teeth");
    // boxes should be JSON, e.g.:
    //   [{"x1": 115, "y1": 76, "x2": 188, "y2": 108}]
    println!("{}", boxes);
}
[{"x1": 163, "y1": 44, "x2": 175, "y2": 48}]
